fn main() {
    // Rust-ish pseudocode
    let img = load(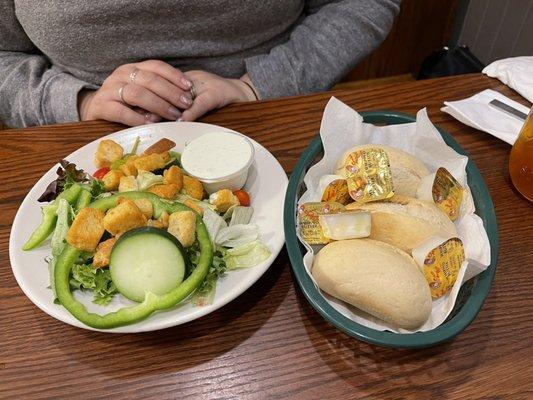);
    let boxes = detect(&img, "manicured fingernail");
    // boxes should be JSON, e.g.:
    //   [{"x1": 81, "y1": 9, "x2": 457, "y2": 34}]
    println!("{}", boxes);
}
[
  {"x1": 168, "y1": 107, "x2": 181, "y2": 119},
  {"x1": 145, "y1": 113, "x2": 159, "y2": 123},
  {"x1": 181, "y1": 95, "x2": 192, "y2": 106},
  {"x1": 182, "y1": 78, "x2": 192, "y2": 88}
]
